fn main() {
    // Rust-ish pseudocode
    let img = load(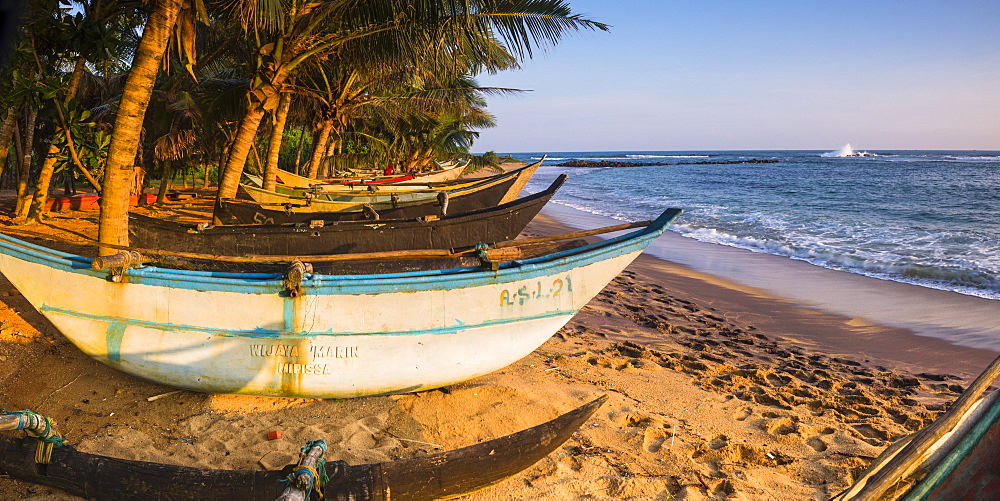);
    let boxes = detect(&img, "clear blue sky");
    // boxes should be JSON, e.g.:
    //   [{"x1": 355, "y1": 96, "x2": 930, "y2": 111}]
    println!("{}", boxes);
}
[{"x1": 473, "y1": 1, "x2": 1000, "y2": 152}]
